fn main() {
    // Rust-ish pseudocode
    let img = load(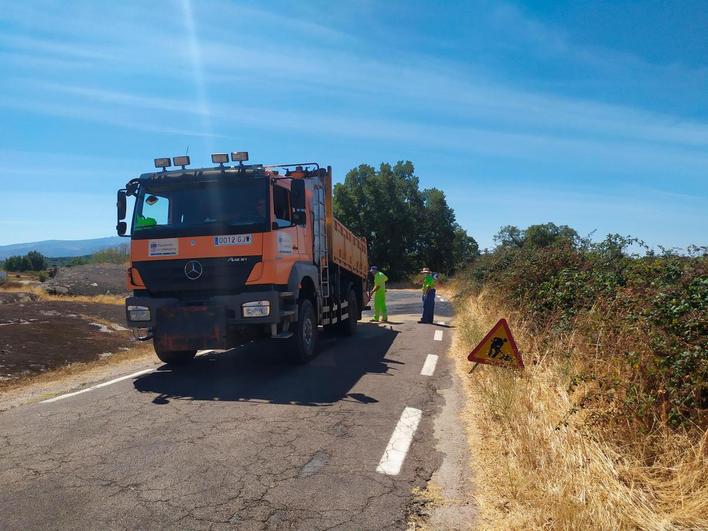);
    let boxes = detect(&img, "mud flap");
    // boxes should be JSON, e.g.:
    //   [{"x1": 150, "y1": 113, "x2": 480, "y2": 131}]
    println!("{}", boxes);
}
[{"x1": 154, "y1": 305, "x2": 227, "y2": 351}]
